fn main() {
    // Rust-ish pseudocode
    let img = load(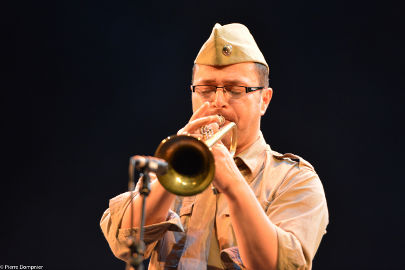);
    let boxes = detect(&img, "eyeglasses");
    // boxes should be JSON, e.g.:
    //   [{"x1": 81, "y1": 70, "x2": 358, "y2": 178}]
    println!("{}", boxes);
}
[{"x1": 191, "y1": 85, "x2": 264, "y2": 100}]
